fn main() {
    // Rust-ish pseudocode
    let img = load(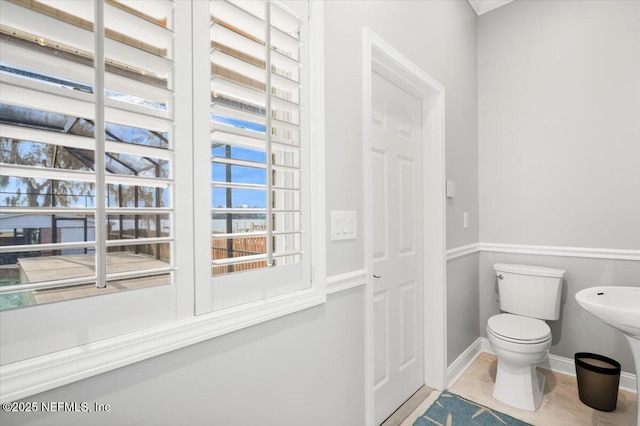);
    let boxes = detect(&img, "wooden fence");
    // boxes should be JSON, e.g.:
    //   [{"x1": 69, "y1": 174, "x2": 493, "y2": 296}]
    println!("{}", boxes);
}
[{"x1": 211, "y1": 232, "x2": 267, "y2": 275}]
